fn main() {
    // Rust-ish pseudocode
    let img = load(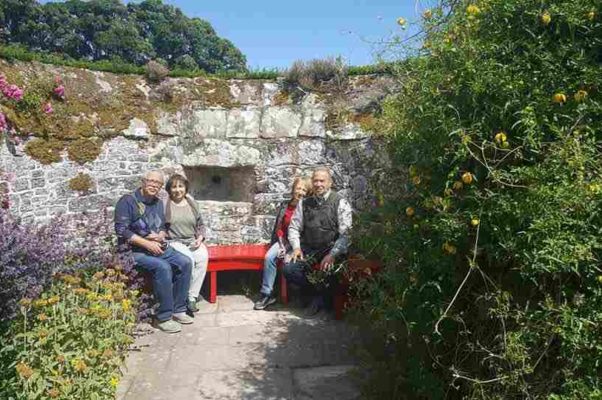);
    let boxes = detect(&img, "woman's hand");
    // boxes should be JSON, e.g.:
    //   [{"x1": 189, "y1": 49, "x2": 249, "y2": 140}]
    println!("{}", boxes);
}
[{"x1": 192, "y1": 236, "x2": 204, "y2": 249}]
